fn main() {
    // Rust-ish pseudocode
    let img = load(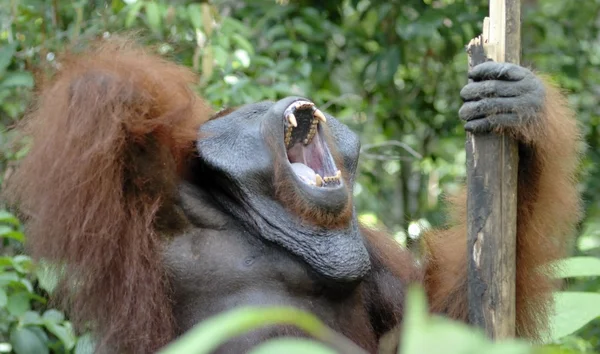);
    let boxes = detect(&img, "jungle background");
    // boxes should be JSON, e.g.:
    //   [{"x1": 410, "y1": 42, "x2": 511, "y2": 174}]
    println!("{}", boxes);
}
[{"x1": 0, "y1": 0, "x2": 599, "y2": 353}]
